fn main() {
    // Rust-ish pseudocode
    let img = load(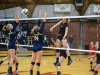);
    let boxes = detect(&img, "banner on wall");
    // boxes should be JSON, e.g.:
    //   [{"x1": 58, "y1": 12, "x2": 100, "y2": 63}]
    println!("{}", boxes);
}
[
  {"x1": 94, "y1": 4, "x2": 100, "y2": 13},
  {"x1": 54, "y1": 4, "x2": 71, "y2": 12}
]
